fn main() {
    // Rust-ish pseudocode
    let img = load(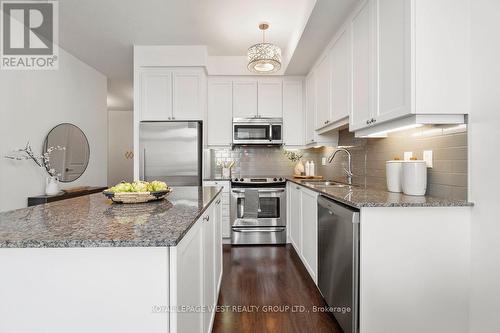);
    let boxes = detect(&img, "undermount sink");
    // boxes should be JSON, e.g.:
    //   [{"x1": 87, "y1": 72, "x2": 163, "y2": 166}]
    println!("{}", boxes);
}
[{"x1": 303, "y1": 181, "x2": 356, "y2": 189}]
